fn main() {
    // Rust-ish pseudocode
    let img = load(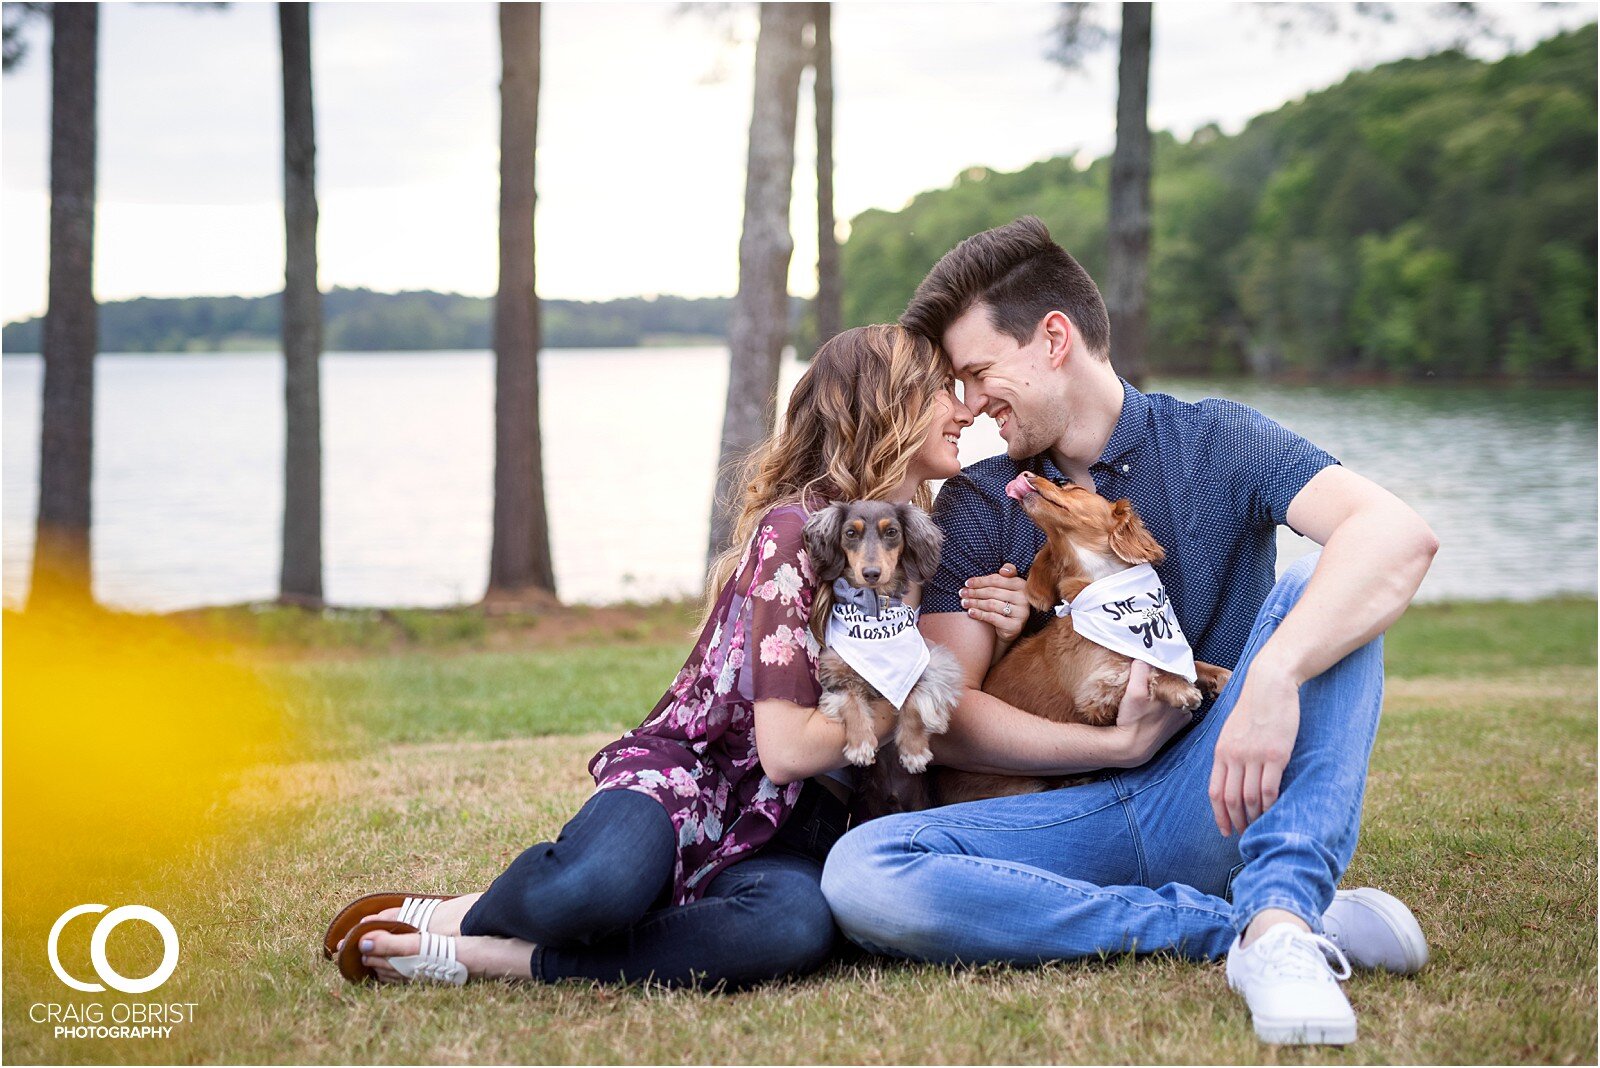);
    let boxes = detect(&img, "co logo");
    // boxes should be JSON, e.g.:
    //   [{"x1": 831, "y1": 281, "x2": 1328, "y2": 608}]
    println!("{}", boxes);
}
[{"x1": 48, "y1": 904, "x2": 180, "y2": 994}]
